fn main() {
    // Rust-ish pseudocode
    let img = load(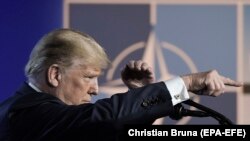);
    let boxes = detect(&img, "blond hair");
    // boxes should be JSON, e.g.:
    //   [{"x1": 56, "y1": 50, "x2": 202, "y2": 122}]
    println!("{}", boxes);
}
[{"x1": 25, "y1": 28, "x2": 110, "y2": 79}]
